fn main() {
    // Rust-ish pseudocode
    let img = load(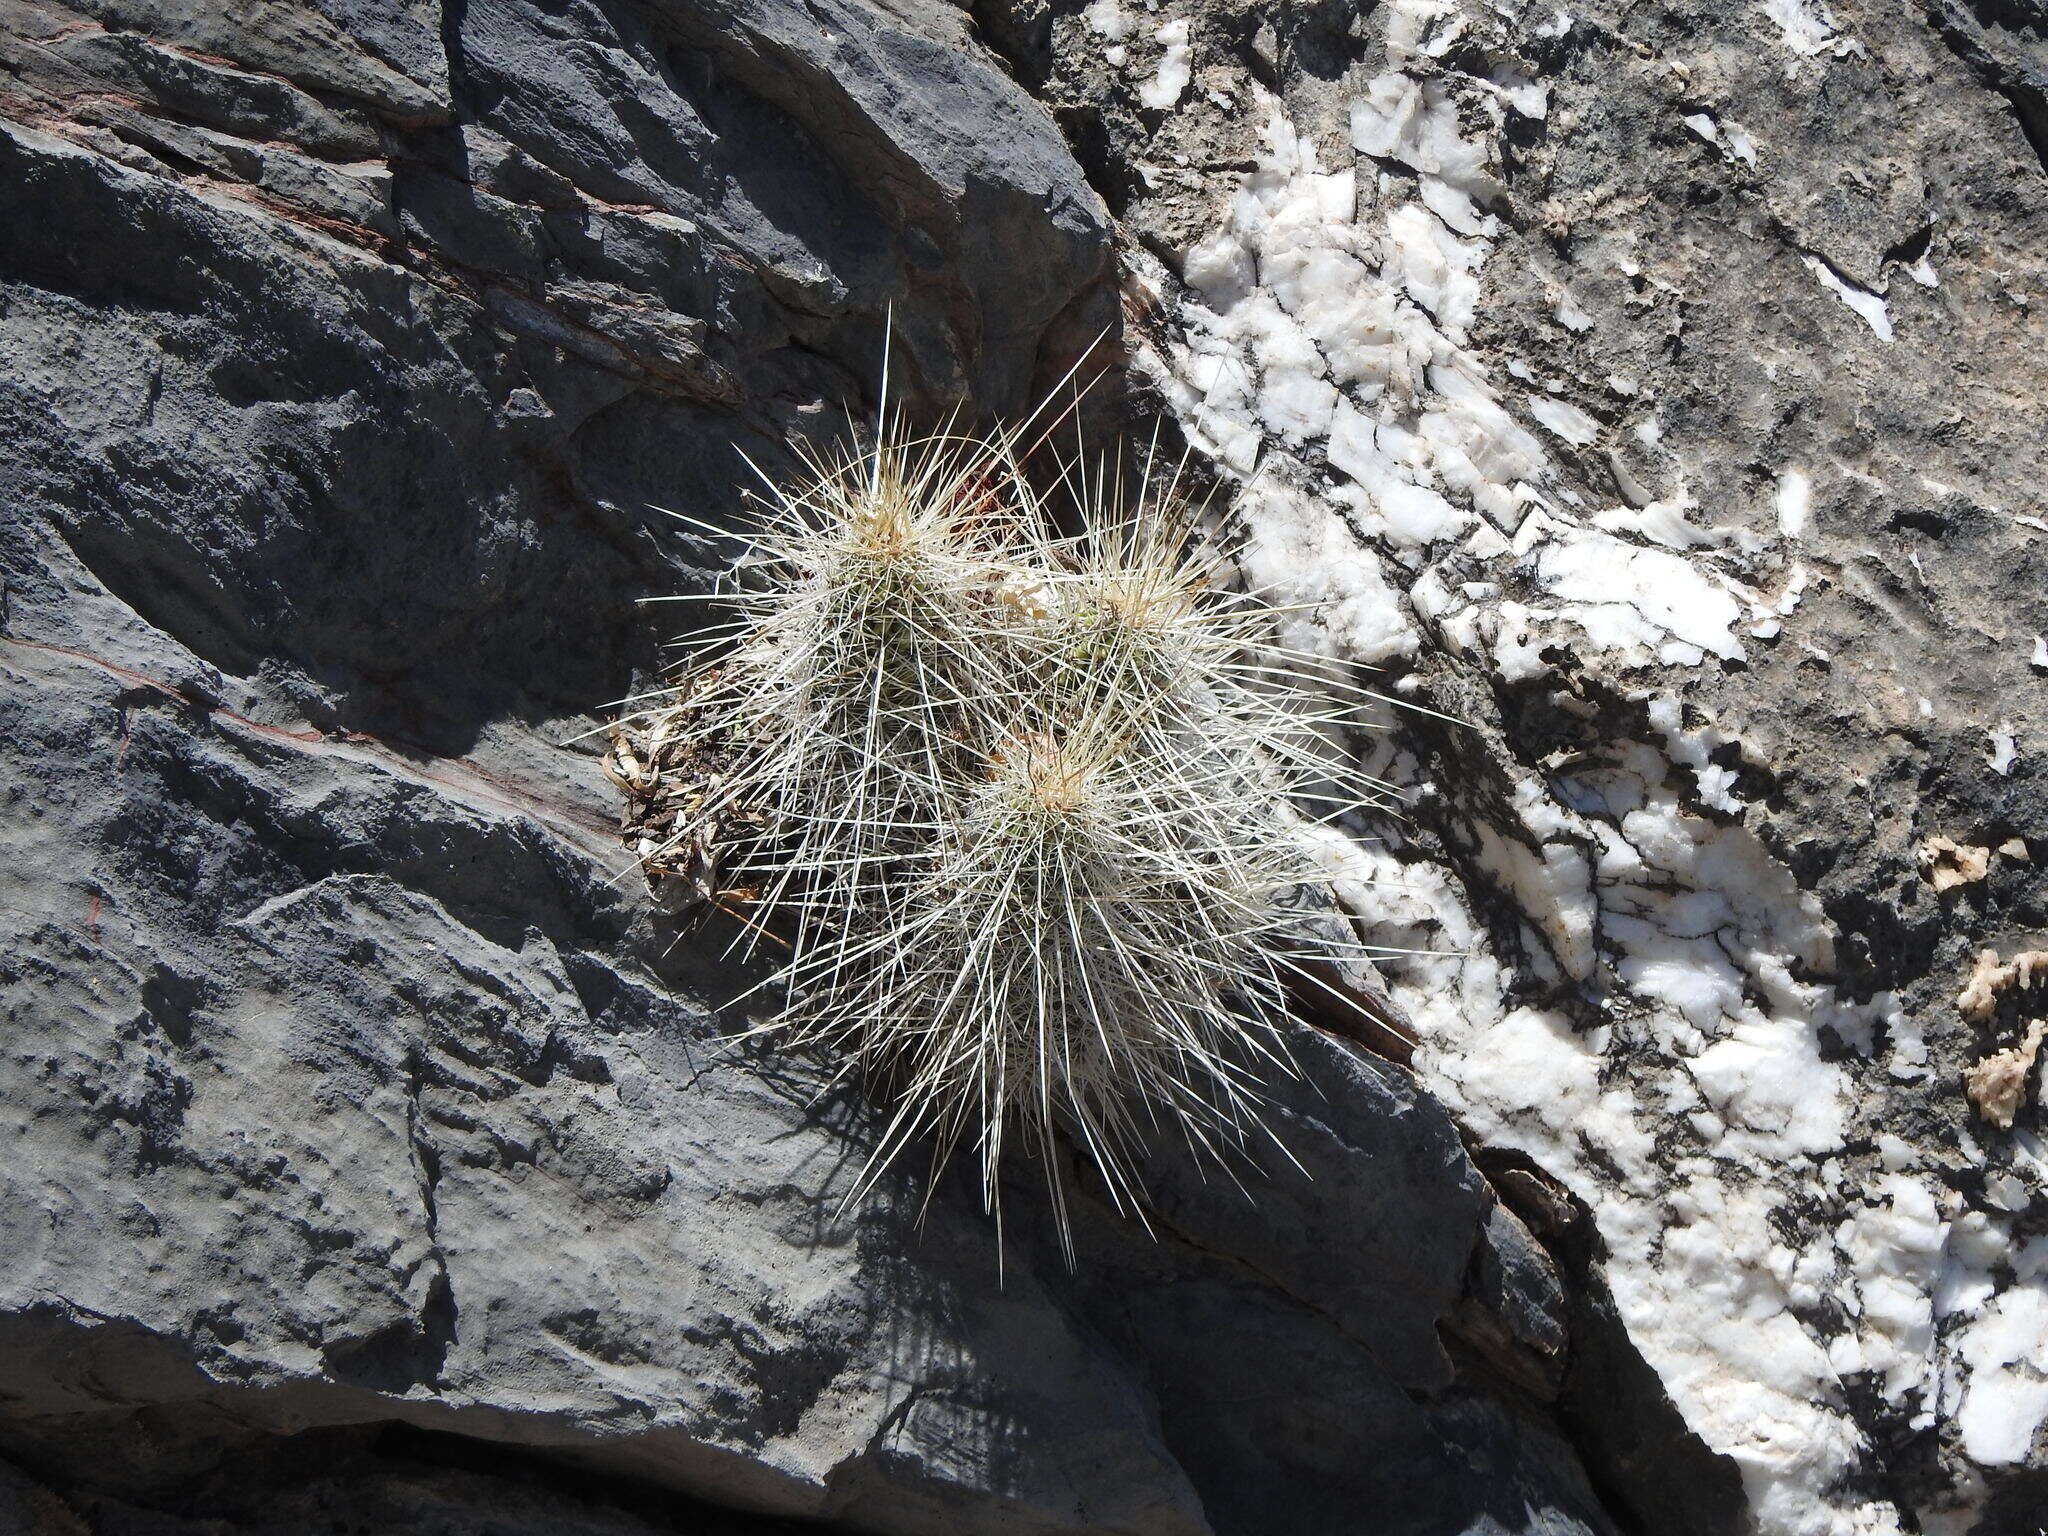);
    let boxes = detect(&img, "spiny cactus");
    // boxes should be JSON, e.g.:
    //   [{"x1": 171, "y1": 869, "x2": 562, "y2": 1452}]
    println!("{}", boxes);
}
[{"x1": 613, "y1": 399, "x2": 1394, "y2": 1259}]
